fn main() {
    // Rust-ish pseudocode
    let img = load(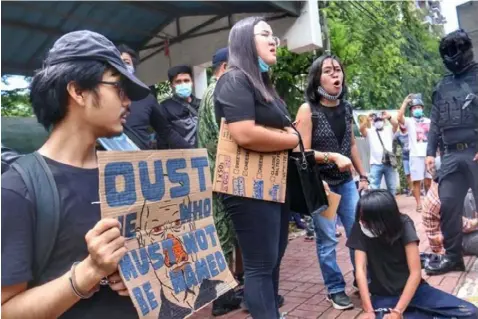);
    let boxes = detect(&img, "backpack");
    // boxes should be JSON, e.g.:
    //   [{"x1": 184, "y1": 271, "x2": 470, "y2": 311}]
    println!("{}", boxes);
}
[
  {"x1": 4, "y1": 152, "x2": 61, "y2": 286},
  {"x1": 2, "y1": 133, "x2": 141, "y2": 286},
  {"x1": 1, "y1": 144, "x2": 22, "y2": 174}
]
